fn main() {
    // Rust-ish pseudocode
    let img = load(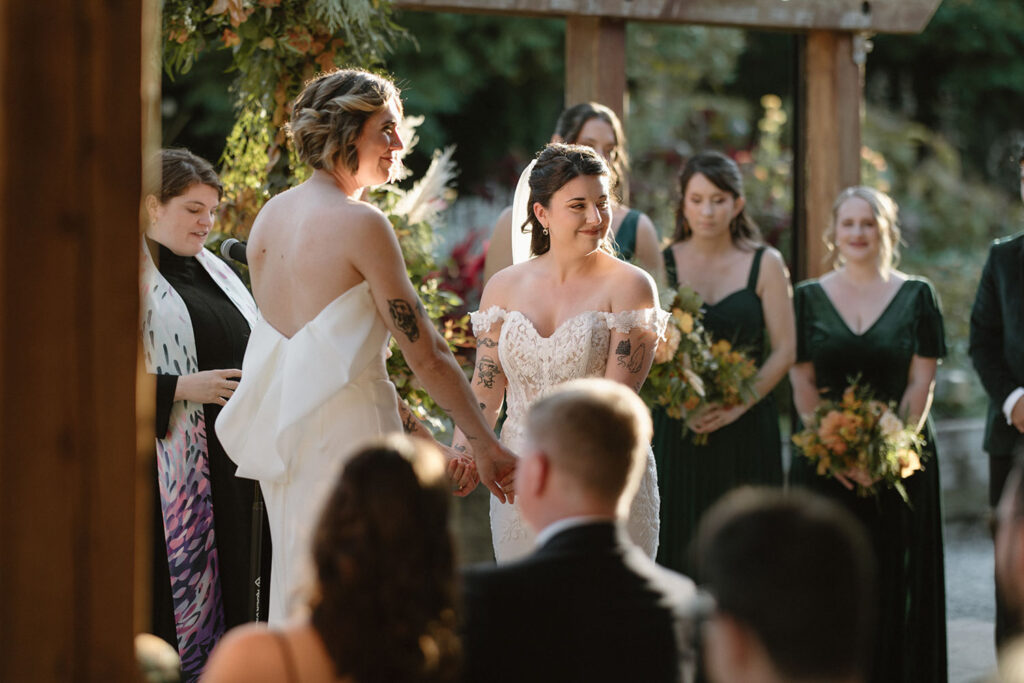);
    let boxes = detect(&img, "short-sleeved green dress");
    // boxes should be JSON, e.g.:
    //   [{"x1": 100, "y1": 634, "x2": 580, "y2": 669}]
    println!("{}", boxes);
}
[
  {"x1": 788, "y1": 277, "x2": 947, "y2": 683},
  {"x1": 653, "y1": 246, "x2": 784, "y2": 574}
]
